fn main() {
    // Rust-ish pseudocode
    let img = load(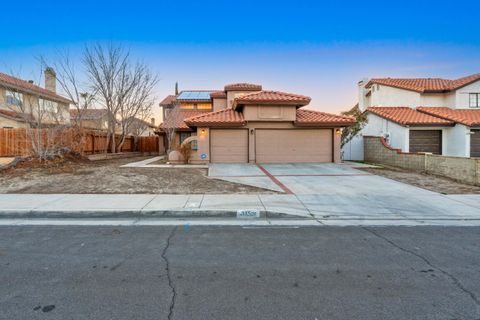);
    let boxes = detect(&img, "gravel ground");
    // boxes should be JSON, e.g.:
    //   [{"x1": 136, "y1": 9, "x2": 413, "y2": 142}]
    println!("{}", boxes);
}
[
  {"x1": 360, "y1": 167, "x2": 480, "y2": 194},
  {"x1": 0, "y1": 156, "x2": 276, "y2": 194}
]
